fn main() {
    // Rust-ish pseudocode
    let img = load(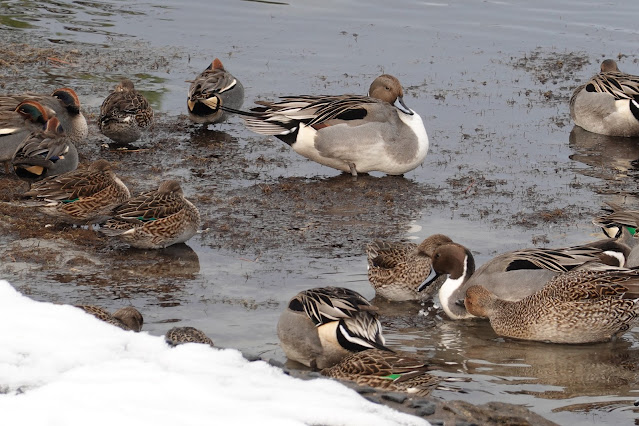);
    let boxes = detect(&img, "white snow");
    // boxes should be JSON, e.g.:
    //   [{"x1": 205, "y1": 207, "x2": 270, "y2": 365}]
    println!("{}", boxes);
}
[{"x1": 0, "y1": 280, "x2": 428, "y2": 426}]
